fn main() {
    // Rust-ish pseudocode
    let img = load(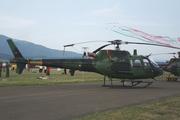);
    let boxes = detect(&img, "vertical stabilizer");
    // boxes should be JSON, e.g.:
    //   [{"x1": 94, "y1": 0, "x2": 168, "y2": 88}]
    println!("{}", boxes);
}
[
  {"x1": 7, "y1": 39, "x2": 26, "y2": 74},
  {"x1": 7, "y1": 39, "x2": 24, "y2": 58}
]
